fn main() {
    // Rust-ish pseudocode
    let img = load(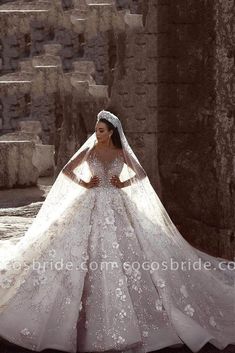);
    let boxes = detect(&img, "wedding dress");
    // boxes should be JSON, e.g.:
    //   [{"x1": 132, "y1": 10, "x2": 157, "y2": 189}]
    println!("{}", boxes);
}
[{"x1": 0, "y1": 111, "x2": 234, "y2": 353}]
